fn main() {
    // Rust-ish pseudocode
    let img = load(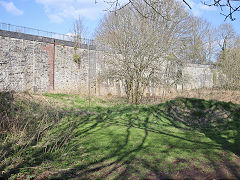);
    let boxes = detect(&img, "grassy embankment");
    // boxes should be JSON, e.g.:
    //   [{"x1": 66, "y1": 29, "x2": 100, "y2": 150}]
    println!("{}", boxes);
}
[{"x1": 0, "y1": 92, "x2": 240, "y2": 179}]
